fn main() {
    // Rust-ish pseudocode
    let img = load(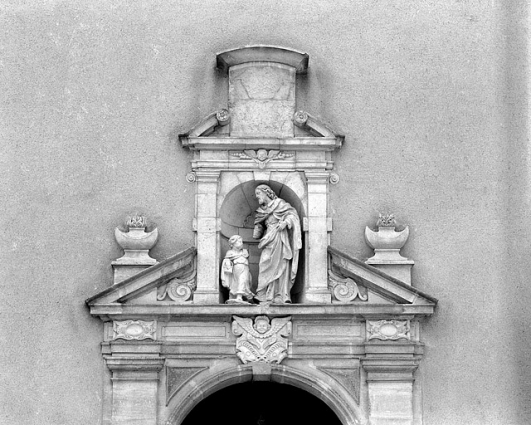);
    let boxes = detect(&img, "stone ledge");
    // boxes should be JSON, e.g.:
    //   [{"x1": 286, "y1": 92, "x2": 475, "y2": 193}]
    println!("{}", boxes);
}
[
  {"x1": 181, "y1": 136, "x2": 343, "y2": 151},
  {"x1": 89, "y1": 303, "x2": 435, "y2": 322},
  {"x1": 216, "y1": 45, "x2": 309, "y2": 74}
]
